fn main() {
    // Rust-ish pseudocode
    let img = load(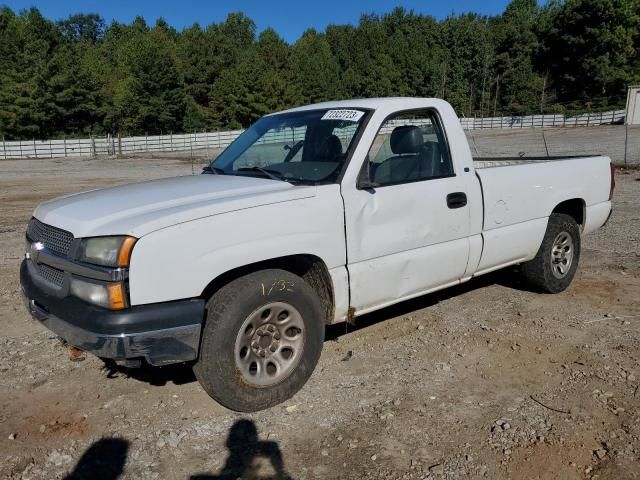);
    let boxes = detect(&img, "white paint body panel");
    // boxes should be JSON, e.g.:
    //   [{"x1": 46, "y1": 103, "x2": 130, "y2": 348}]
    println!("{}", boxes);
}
[
  {"x1": 475, "y1": 219, "x2": 548, "y2": 275},
  {"x1": 328, "y1": 266, "x2": 350, "y2": 322},
  {"x1": 29, "y1": 97, "x2": 613, "y2": 322},
  {"x1": 343, "y1": 174, "x2": 472, "y2": 311},
  {"x1": 584, "y1": 201, "x2": 612, "y2": 235},
  {"x1": 128, "y1": 185, "x2": 346, "y2": 305},
  {"x1": 474, "y1": 156, "x2": 612, "y2": 272},
  {"x1": 34, "y1": 175, "x2": 302, "y2": 238},
  {"x1": 476, "y1": 157, "x2": 611, "y2": 232}
]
